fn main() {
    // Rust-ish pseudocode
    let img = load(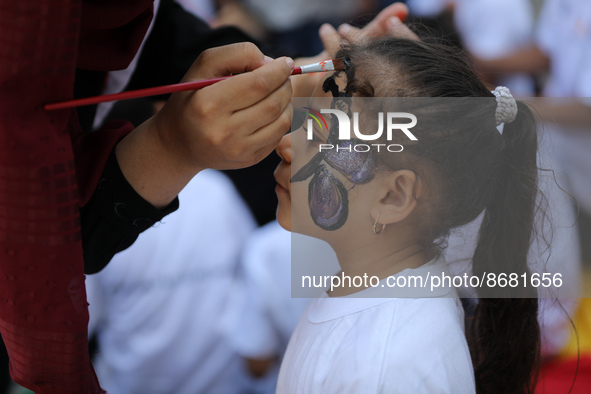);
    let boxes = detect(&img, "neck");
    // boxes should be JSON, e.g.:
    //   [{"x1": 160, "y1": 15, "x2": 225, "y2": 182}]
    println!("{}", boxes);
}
[{"x1": 328, "y1": 236, "x2": 431, "y2": 297}]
